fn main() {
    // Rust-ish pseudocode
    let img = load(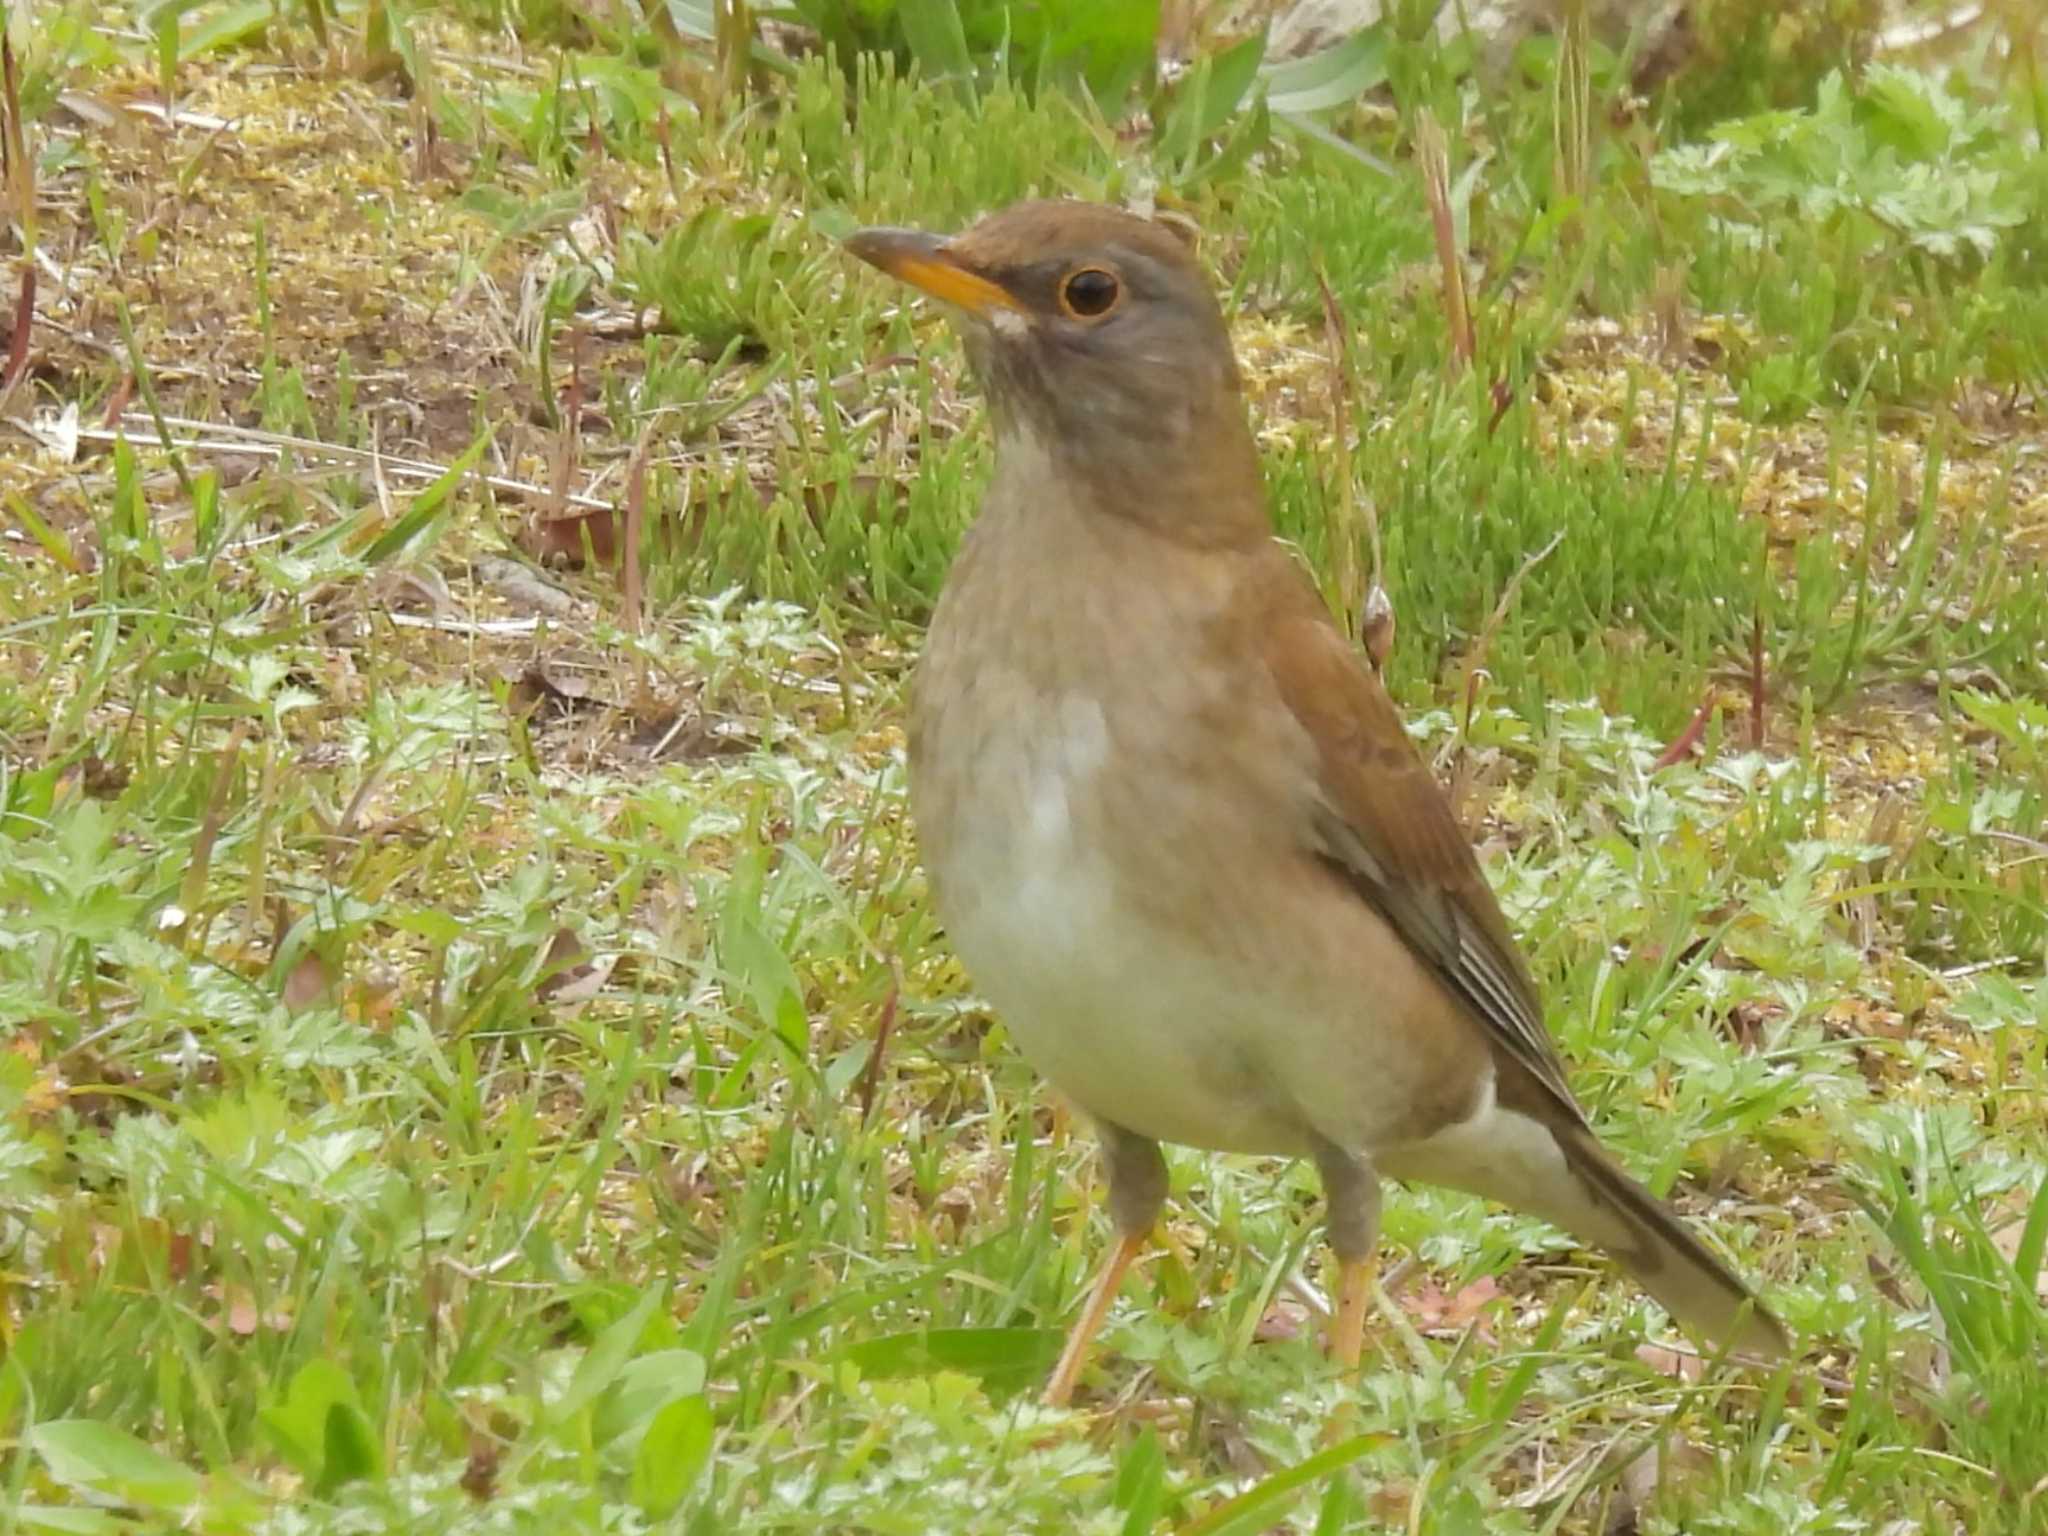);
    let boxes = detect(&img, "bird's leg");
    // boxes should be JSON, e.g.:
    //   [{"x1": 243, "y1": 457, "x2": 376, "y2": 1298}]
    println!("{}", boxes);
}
[
  {"x1": 1043, "y1": 1123, "x2": 1166, "y2": 1408},
  {"x1": 1043, "y1": 1232, "x2": 1144, "y2": 1409},
  {"x1": 1313, "y1": 1138, "x2": 1382, "y2": 1372},
  {"x1": 1333, "y1": 1255, "x2": 1374, "y2": 1371}
]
